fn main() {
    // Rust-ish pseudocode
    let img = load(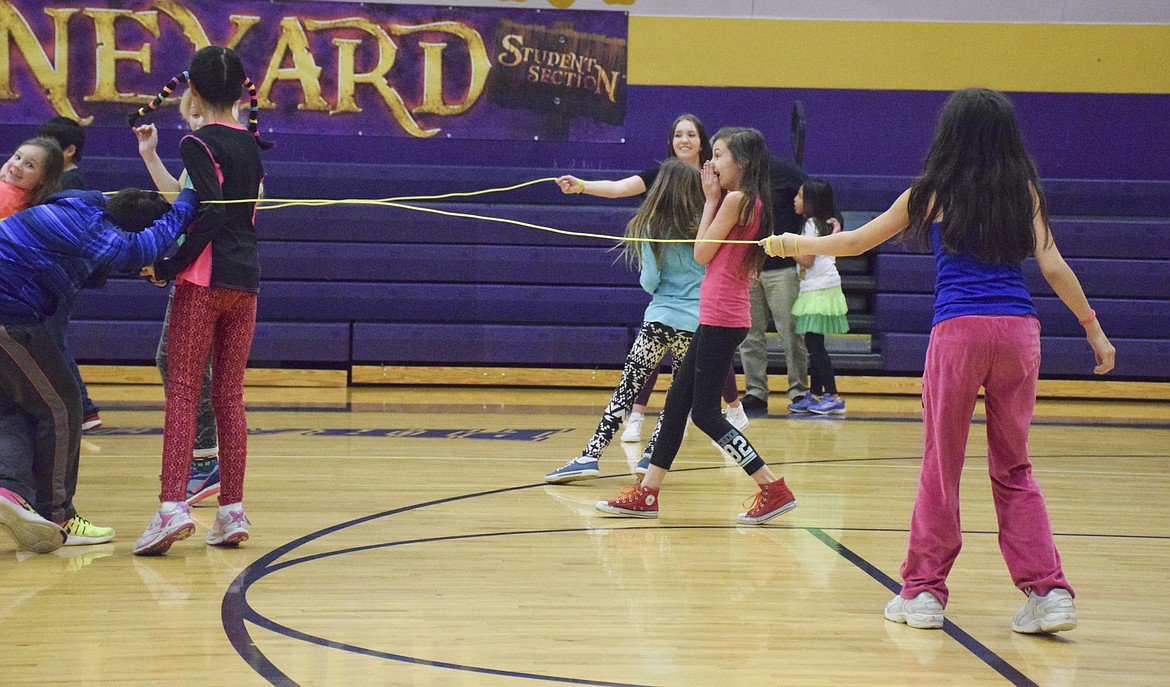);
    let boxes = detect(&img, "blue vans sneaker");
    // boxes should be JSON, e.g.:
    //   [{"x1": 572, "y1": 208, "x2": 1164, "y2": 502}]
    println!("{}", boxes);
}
[
  {"x1": 185, "y1": 461, "x2": 221, "y2": 506},
  {"x1": 634, "y1": 455, "x2": 650, "y2": 478},
  {"x1": 544, "y1": 456, "x2": 600, "y2": 484},
  {"x1": 809, "y1": 395, "x2": 846, "y2": 415},
  {"x1": 787, "y1": 393, "x2": 818, "y2": 413}
]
